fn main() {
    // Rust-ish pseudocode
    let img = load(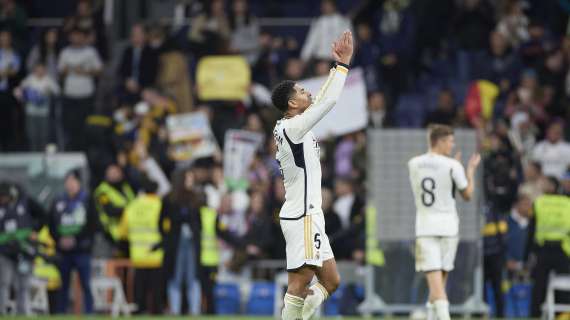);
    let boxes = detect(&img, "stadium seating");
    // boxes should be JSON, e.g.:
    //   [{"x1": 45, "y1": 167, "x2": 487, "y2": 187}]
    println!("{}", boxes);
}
[
  {"x1": 214, "y1": 283, "x2": 241, "y2": 314},
  {"x1": 246, "y1": 281, "x2": 276, "y2": 315}
]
